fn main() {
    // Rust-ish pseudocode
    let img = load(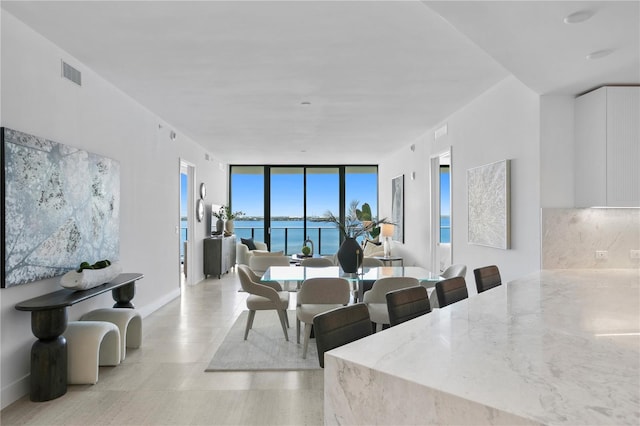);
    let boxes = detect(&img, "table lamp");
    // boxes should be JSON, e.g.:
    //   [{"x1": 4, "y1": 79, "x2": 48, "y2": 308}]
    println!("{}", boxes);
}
[{"x1": 381, "y1": 223, "x2": 394, "y2": 258}]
